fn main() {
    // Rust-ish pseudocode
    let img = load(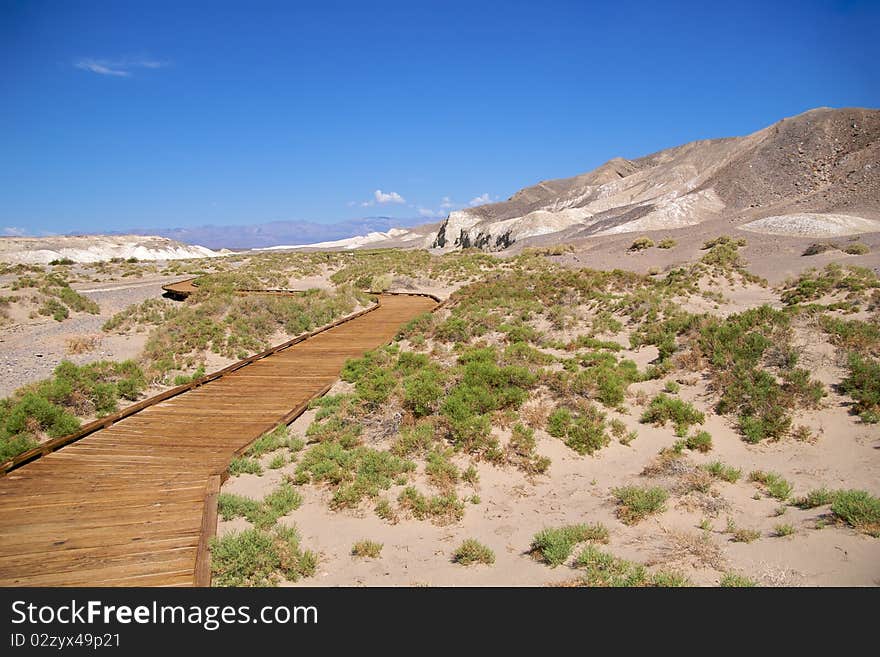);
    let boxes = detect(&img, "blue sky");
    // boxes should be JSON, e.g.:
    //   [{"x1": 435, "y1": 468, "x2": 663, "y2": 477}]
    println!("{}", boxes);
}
[{"x1": 1, "y1": 0, "x2": 878, "y2": 236}]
